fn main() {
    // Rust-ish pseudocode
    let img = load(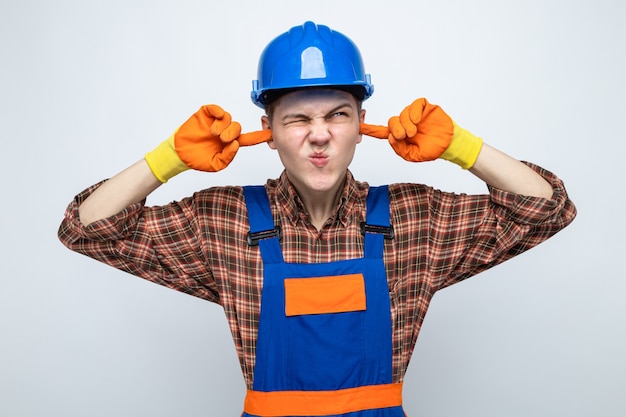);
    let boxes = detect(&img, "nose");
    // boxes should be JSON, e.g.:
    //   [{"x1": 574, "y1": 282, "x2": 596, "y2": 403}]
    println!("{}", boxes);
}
[{"x1": 307, "y1": 119, "x2": 331, "y2": 146}]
